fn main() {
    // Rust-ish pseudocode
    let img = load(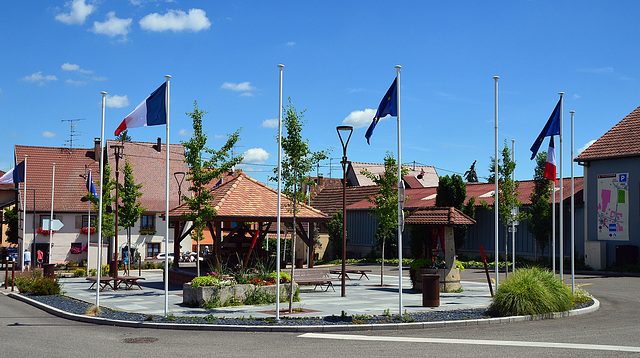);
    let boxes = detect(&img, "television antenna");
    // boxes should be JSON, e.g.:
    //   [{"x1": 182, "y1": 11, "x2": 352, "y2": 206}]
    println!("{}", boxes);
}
[{"x1": 61, "y1": 118, "x2": 85, "y2": 152}]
